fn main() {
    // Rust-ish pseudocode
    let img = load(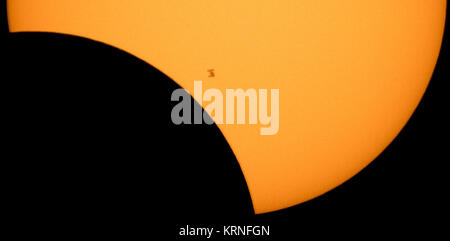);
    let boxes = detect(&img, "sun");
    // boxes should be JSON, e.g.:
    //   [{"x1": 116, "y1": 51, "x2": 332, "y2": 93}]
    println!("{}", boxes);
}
[{"x1": 7, "y1": 0, "x2": 446, "y2": 214}]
